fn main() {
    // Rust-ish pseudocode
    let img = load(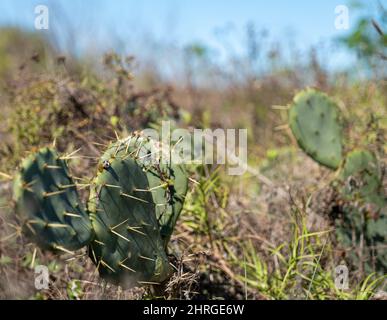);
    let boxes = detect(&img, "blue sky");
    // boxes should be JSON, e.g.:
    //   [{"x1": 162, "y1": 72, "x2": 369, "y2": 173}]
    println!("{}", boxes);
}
[{"x1": 0, "y1": 0, "x2": 381, "y2": 70}]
